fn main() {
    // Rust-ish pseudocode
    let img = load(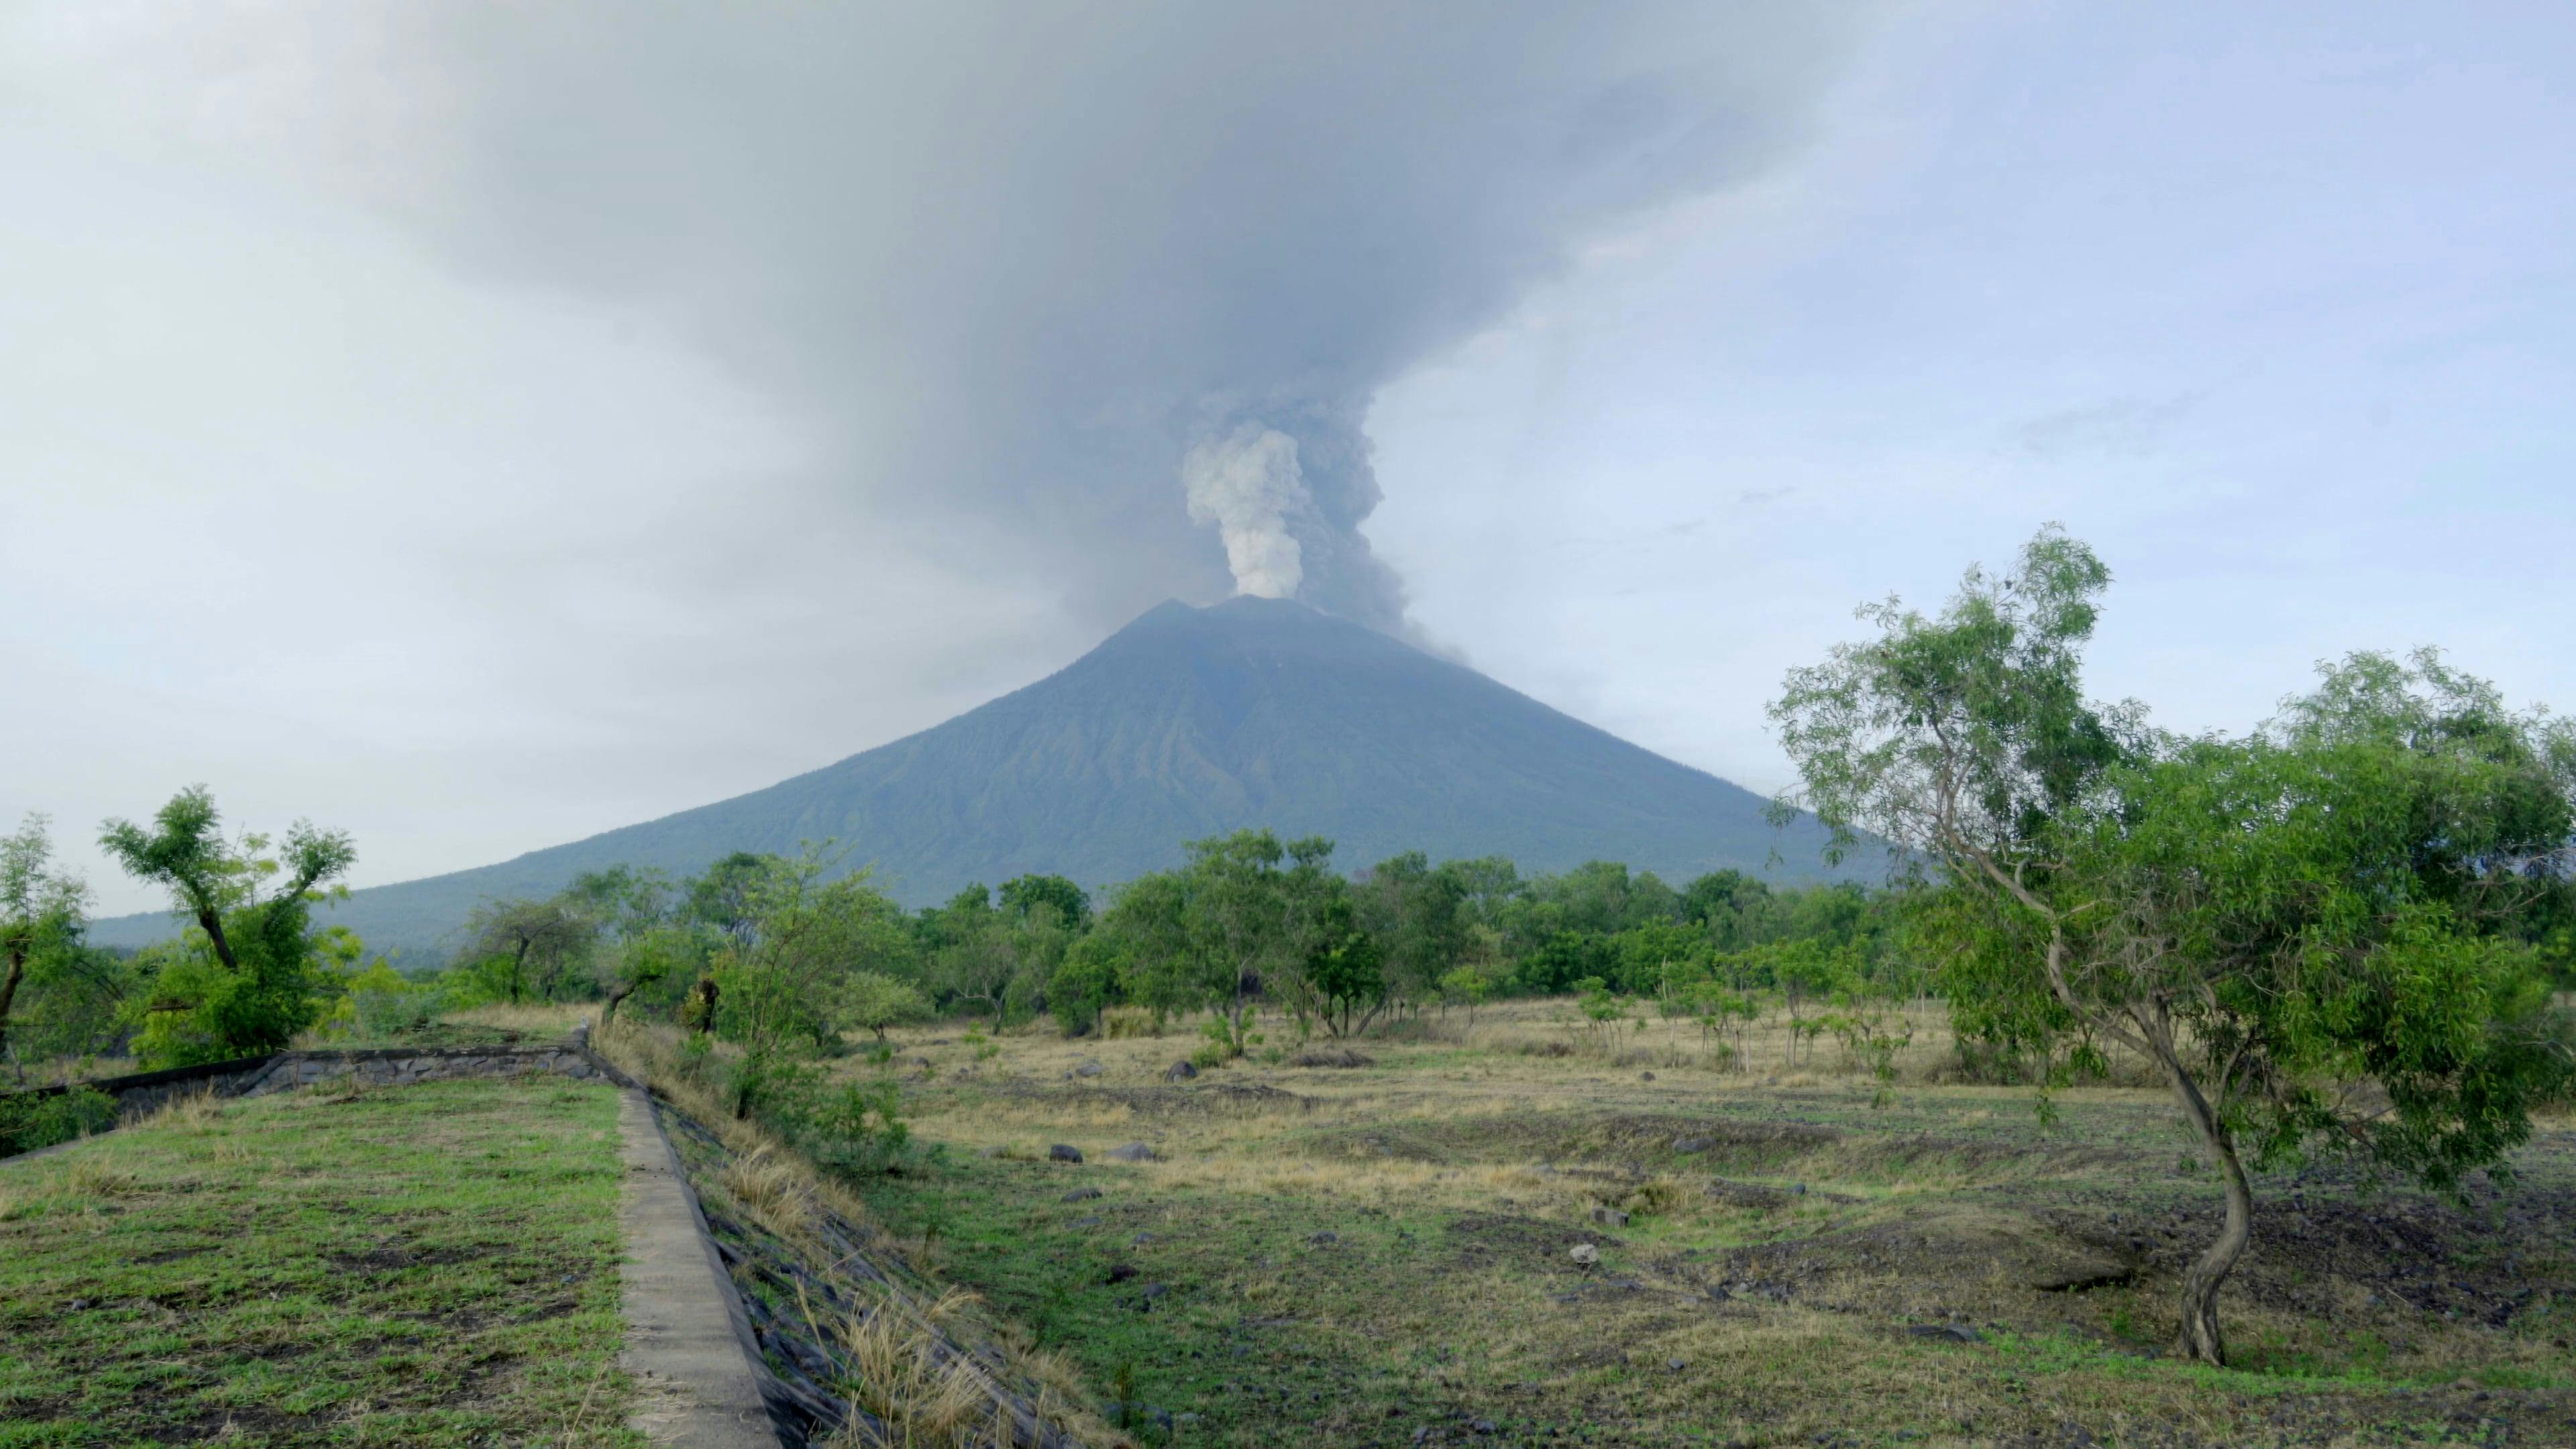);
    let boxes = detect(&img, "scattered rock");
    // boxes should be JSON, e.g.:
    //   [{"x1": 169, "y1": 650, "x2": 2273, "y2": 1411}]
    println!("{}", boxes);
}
[
  {"x1": 1472, "y1": 1419, "x2": 1497, "y2": 1434},
  {"x1": 1569, "y1": 1243, "x2": 1601, "y2": 1271},
  {"x1": 1141, "y1": 1282, "x2": 1169, "y2": 1299},
  {"x1": 1411, "y1": 1428, "x2": 1432, "y2": 1446},
  {"x1": 1071, "y1": 1216, "x2": 1103, "y2": 1228},
  {"x1": 1108, "y1": 1263, "x2": 1139, "y2": 1284},
  {"x1": 1641, "y1": 1071, "x2": 1656, "y2": 1081},
  {"x1": 1106, "y1": 1141, "x2": 1159, "y2": 1163},
  {"x1": 1907, "y1": 1324, "x2": 1984, "y2": 1344},
  {"x1": 1307, "y1": 1230, "x2": 1339, "y2": 1246},
  {"x1": 1591, "y1": 1206, "x2": 1631, "y2": 1228},
  {"x1": 1668, "y1": 1358, "x2": 1686, "y2": 1370},
  {"x1": 1074, "y1": 1059, "x2": 1105, "y2": 1078},
  {"x1": 1790, "y1": 1182, "x2": 1808, "y2": 1197},
  {"x1": 1050, "y1": 1143, "x2": 1085, "y2": 1163},
  {"x1": 1672, "y1": 1136, "x2": 1713, "y2": 1154},
  {"x1": 1165, "y1": 1060, "x2": 1199, "y2": 1081},
  {"x1": 1063, "y1": 1187, "x2": 1104, "y2": 1203}
]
